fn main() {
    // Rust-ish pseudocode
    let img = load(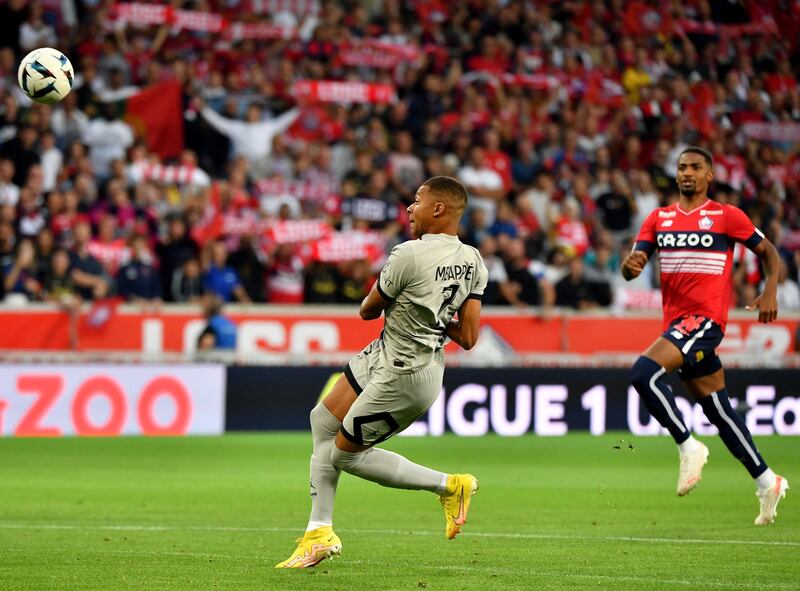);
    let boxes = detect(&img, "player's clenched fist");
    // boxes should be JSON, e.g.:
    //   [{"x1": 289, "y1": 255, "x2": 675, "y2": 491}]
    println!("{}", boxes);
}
[{"x1": 621, "y1": 251, "x2": 648, "y2": 280}]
